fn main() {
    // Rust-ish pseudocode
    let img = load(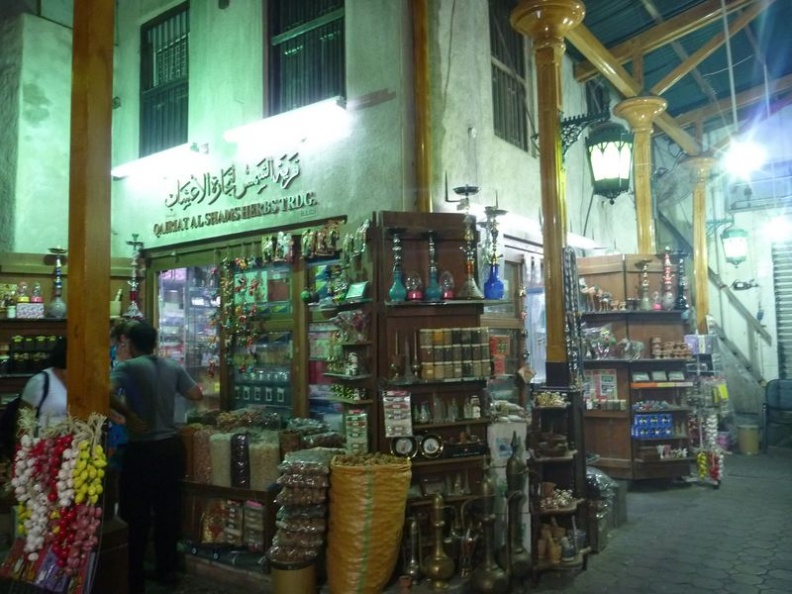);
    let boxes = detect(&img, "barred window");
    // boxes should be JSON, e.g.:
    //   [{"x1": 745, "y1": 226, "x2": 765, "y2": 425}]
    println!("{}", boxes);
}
[
  {"x1": 490, "y1": 0, "x2": 530, "y2": 152},
  {"x1": 140, "y1": 3, "x2": 190, "y2": 157},
  {"x1": 268, "y1": 0, "x2": 345, "y2": 116}
]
